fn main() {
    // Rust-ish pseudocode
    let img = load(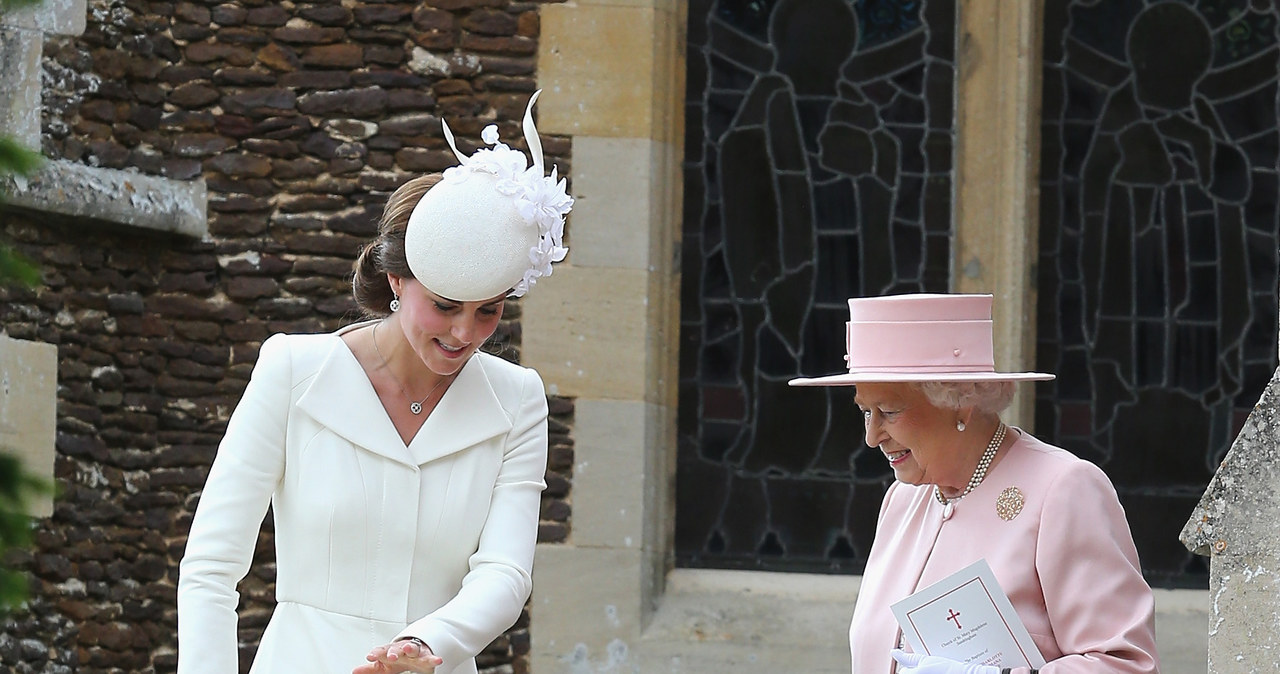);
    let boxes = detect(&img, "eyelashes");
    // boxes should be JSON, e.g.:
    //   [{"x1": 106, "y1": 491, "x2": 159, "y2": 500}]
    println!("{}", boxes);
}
[
  {"x1": 860, "y1": 408, "x2": 901, "y2": 422},
  {"x1": 435, "y1": 301, "x2": 501, "y2": 317}
]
